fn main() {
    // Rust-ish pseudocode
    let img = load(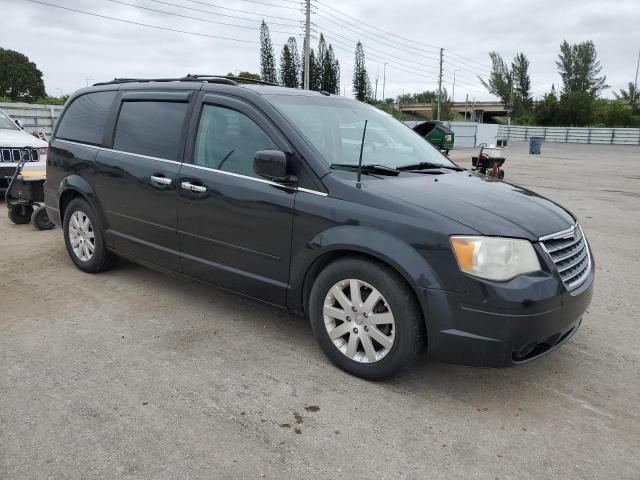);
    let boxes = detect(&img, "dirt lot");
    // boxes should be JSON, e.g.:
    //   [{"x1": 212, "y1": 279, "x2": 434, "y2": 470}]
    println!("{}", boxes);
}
[{"x1": 1, "y1": 142, "x2": 639, "y2": 479}]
